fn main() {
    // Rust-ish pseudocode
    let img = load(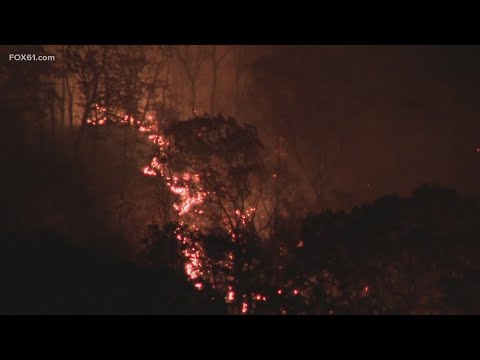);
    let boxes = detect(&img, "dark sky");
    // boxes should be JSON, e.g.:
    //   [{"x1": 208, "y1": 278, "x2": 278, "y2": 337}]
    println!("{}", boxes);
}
[{"x1": 250, "y1": 45, "x2": 480, "y2": 206}]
